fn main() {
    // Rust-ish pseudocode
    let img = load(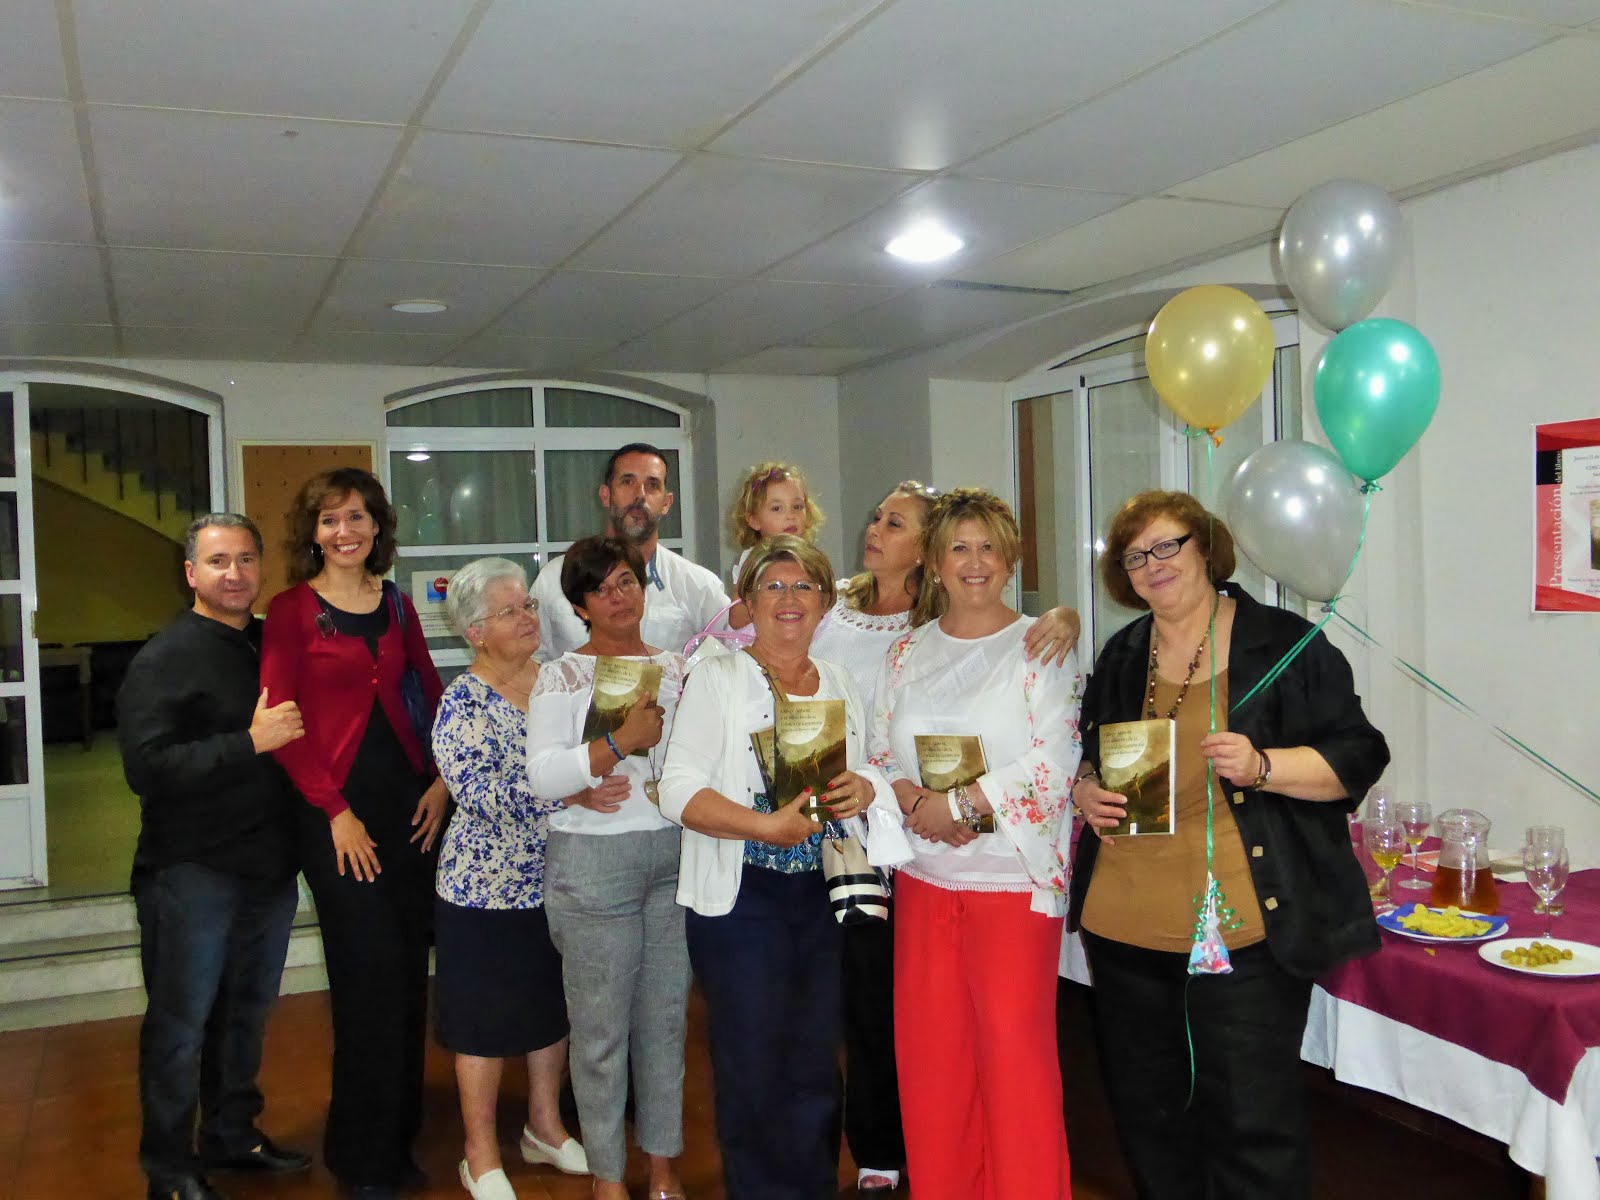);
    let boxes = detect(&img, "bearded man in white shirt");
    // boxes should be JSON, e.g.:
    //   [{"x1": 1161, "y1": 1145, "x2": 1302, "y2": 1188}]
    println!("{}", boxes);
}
[{"x1": 532, "y1": 442, "x2": 727, "y2": 661}]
